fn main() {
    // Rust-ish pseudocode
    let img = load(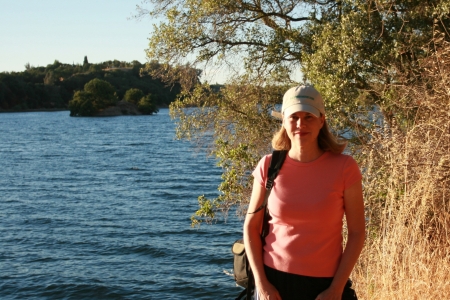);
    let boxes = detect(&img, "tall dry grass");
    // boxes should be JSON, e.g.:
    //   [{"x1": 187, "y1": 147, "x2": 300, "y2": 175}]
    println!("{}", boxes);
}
[{"x1": 352, "y1": 36, "x2": 450, "y2": 299}]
